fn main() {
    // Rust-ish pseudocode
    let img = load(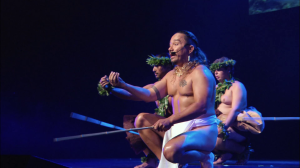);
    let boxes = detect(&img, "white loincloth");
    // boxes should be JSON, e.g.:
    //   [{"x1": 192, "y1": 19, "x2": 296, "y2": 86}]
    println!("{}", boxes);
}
[{"x1": 158, "y1": 115, "x2": 219, "y2": 168}]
